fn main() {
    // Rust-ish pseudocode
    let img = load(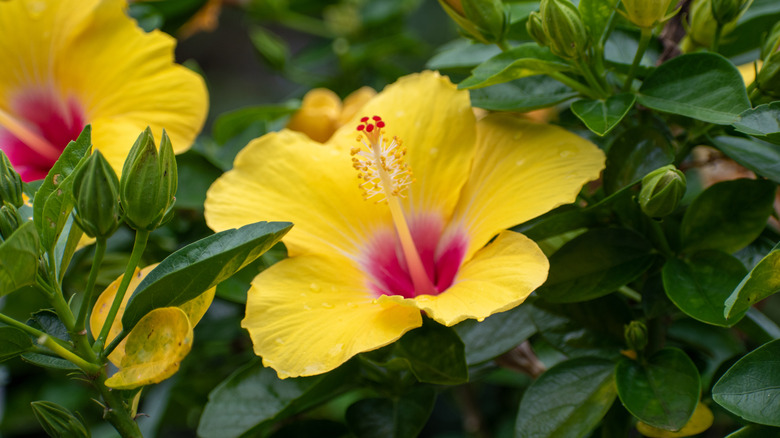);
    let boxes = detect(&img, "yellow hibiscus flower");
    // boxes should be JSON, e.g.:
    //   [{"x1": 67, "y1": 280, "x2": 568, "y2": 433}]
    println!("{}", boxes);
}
[
  {"x1": 0, "y1": 0, "x2": 208, "y2": 181},
  {"x1": 204, "y1": 71, "x2": 605, "y2": 379}
]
